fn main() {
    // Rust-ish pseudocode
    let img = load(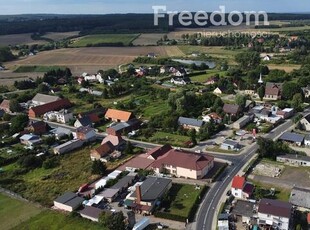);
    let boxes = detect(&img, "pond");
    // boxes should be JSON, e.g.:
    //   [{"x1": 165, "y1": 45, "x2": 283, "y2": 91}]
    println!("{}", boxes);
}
[{"x1": 172, "y1": 59, "x2": 216, "y2": 68}]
